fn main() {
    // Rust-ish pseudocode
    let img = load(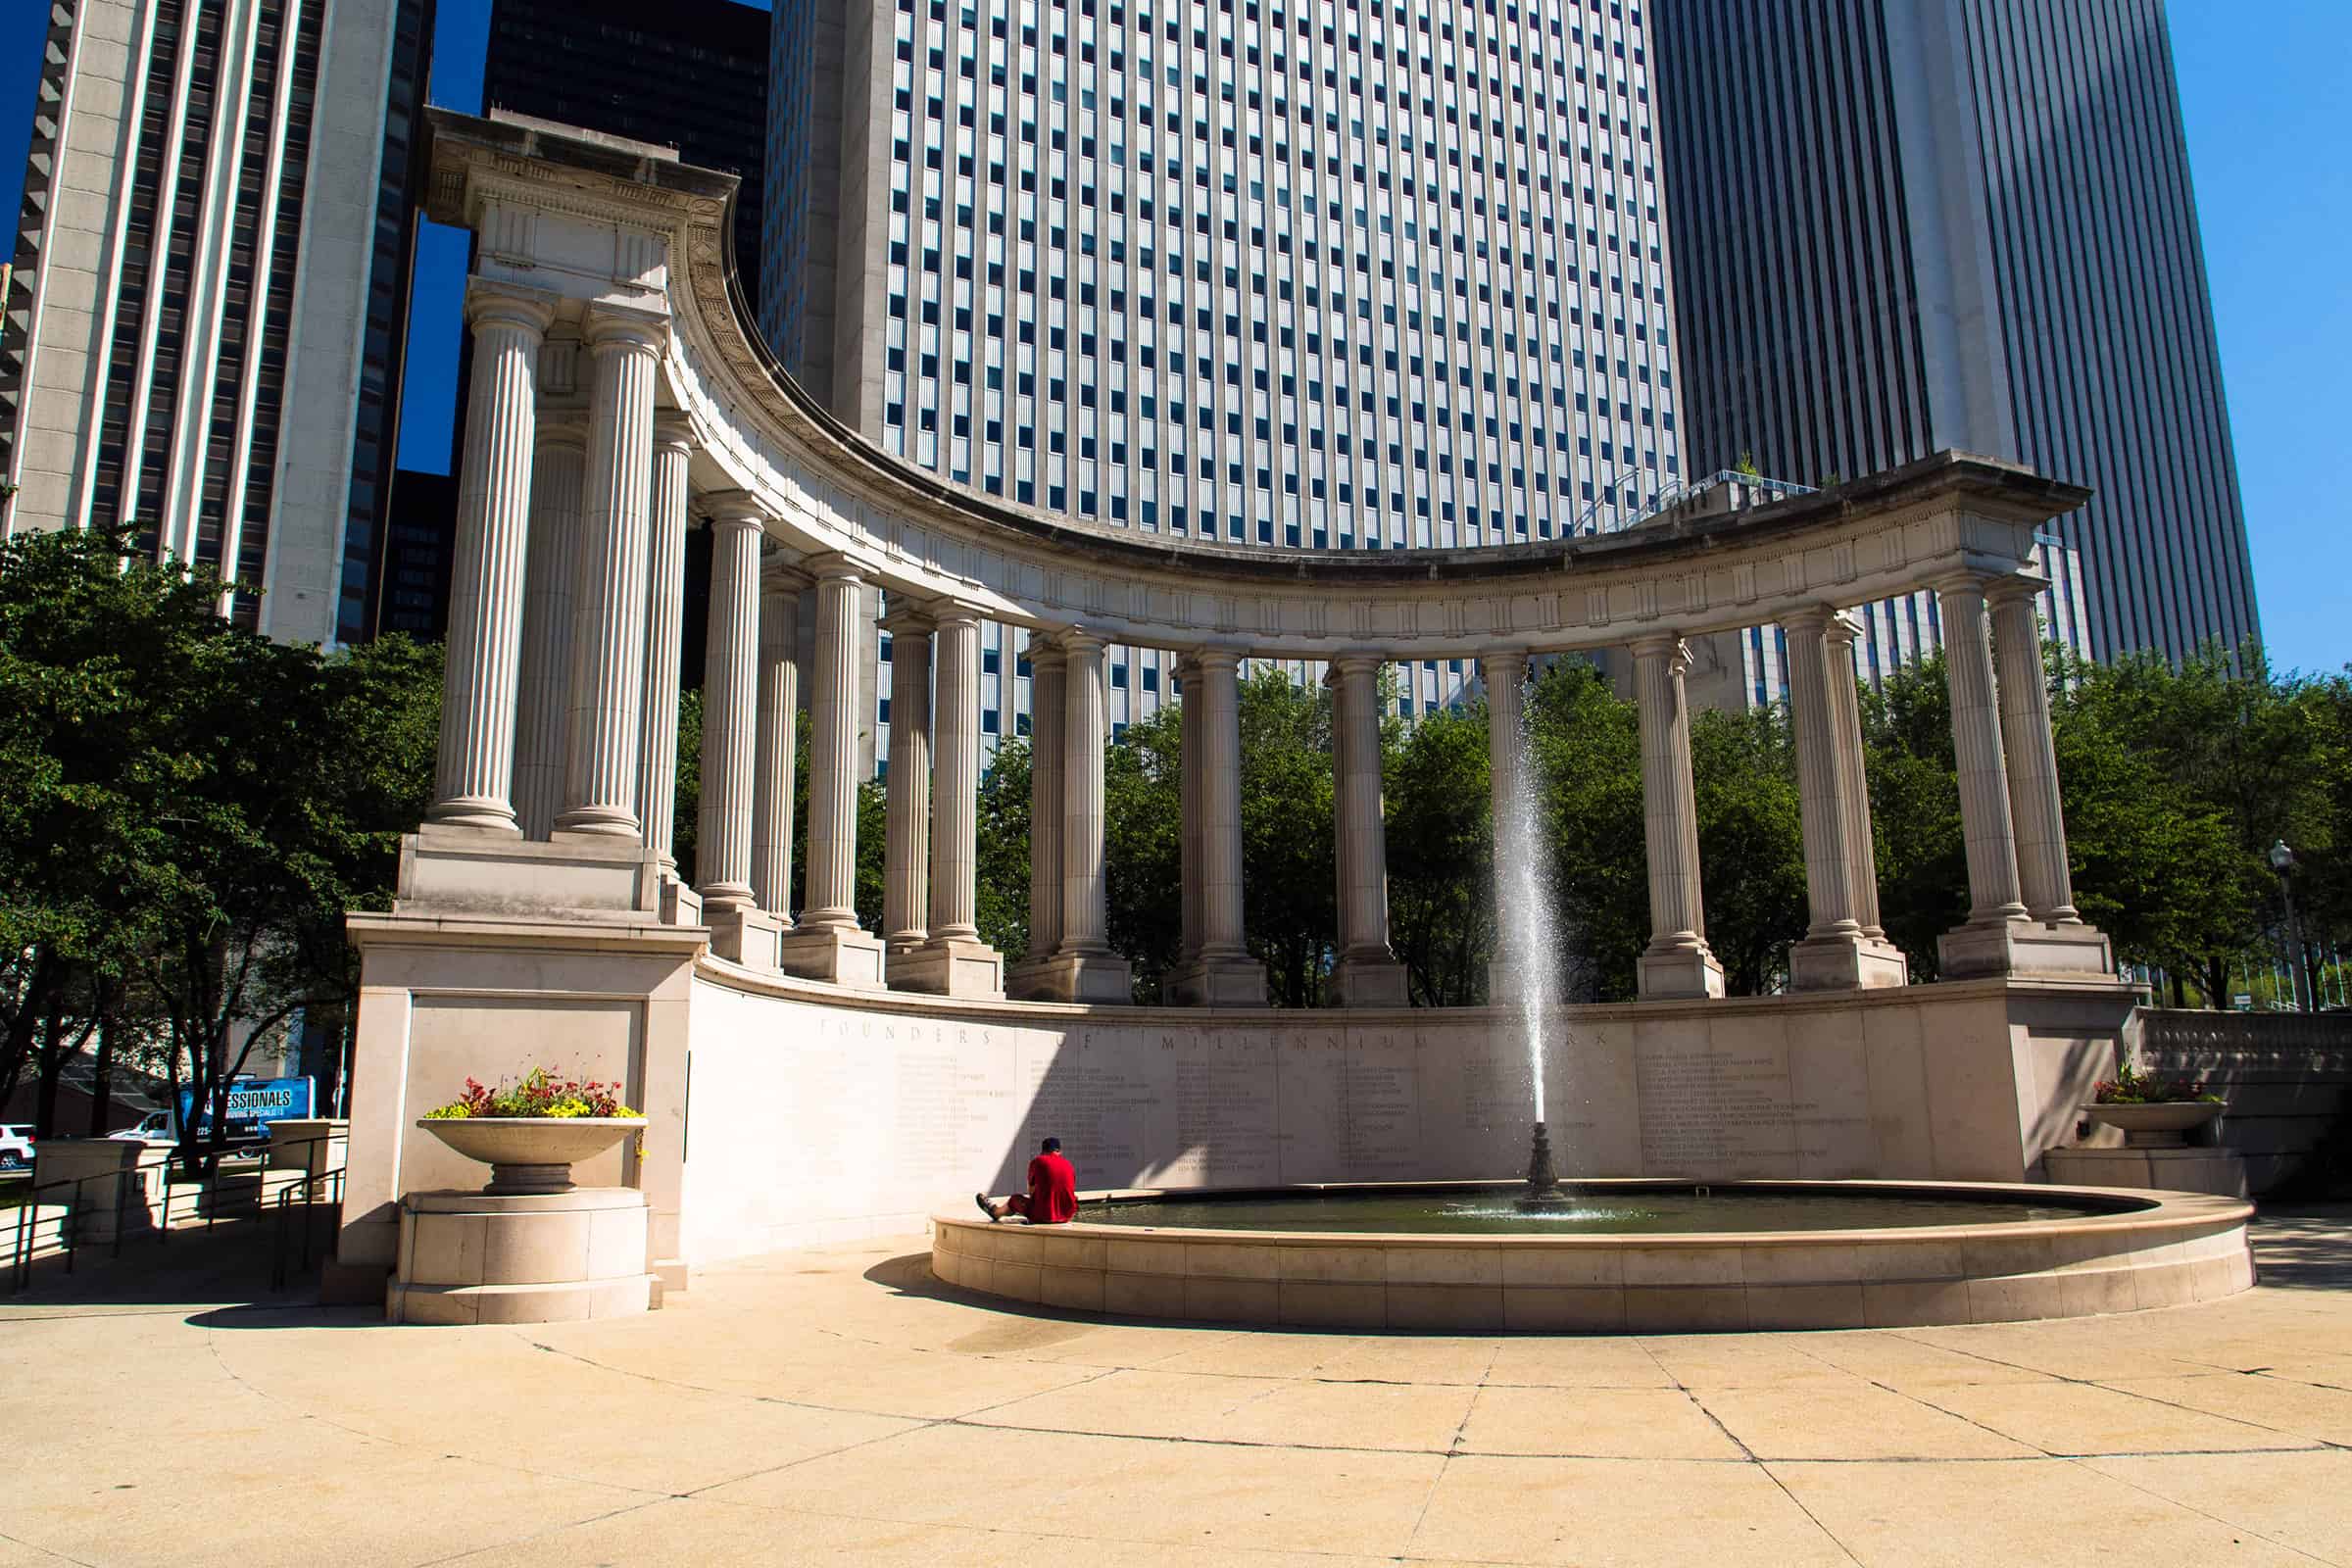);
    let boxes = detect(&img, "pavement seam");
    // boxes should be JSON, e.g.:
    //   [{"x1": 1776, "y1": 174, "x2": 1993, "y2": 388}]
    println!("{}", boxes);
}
[{"x1": 0, "y1": 1527, "x2": 102, "y2": 1567}]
